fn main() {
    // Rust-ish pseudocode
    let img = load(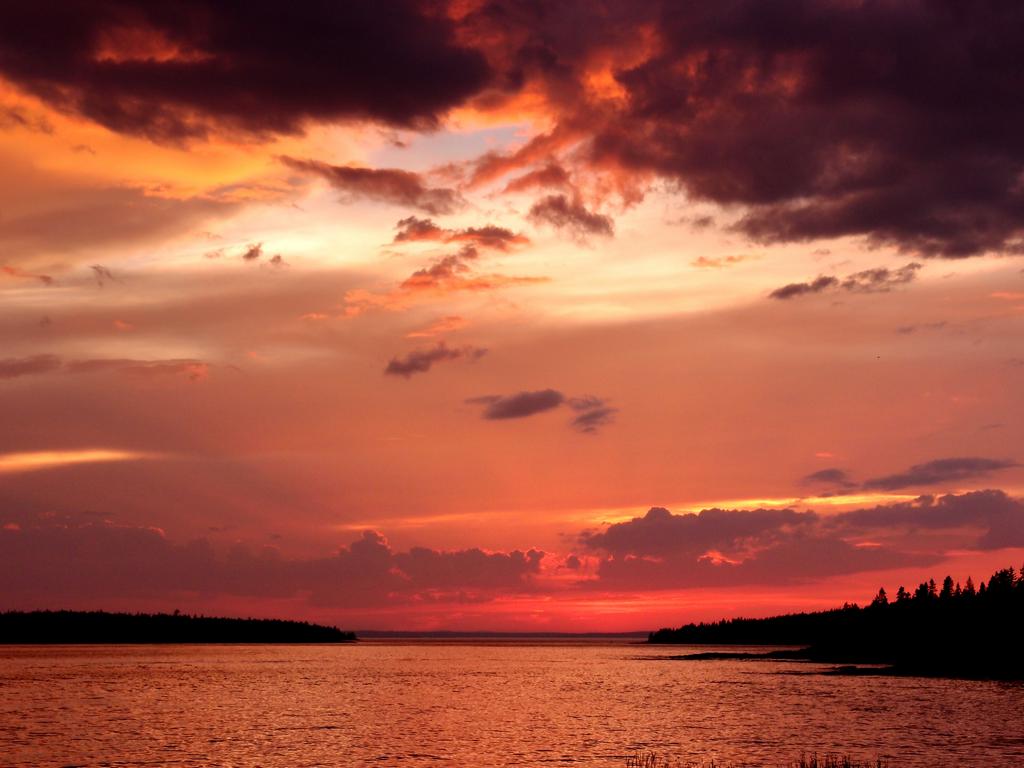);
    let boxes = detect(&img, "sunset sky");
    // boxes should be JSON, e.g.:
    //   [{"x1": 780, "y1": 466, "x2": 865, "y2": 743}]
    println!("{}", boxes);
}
[{"x1": 2, "y1": 0, "x2": 1023, "y2": 631}]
